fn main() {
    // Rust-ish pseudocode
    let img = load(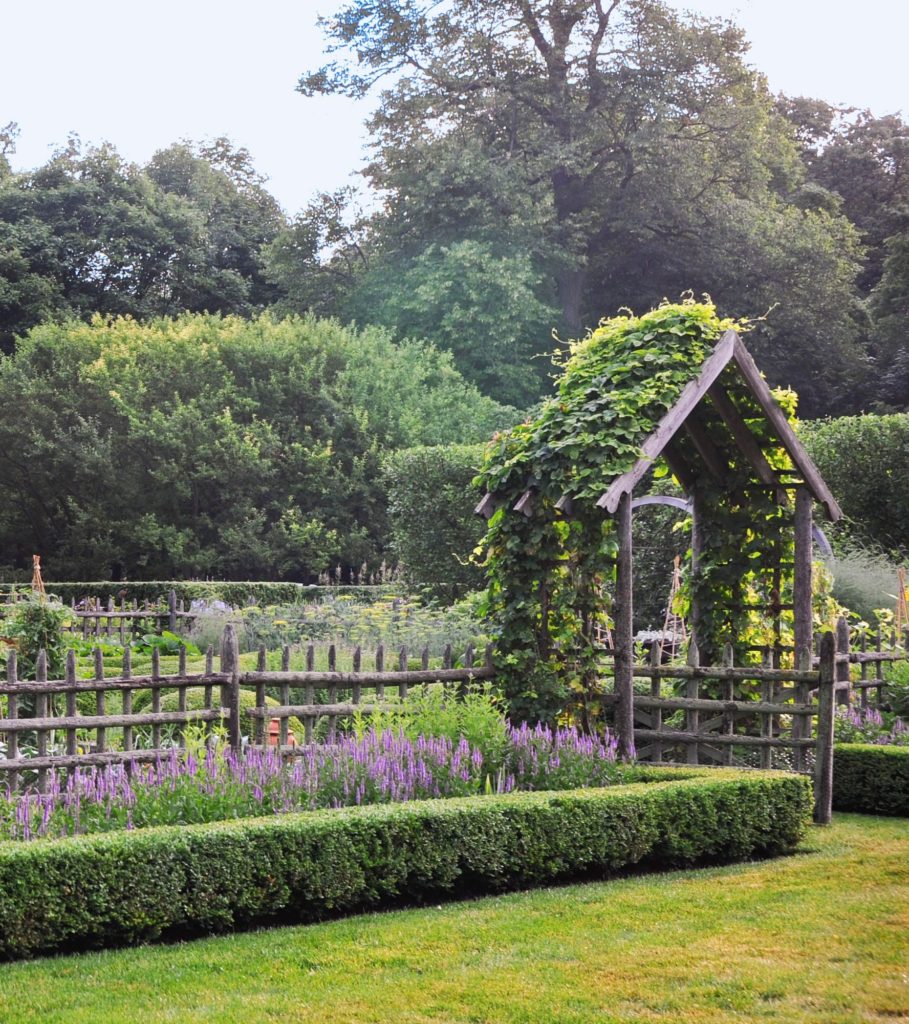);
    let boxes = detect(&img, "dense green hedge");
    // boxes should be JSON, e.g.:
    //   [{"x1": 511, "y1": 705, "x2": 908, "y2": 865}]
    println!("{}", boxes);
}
[
  {"x1": 1, "y1": 582, "x2": 402, "y2": 608},
  {"x1": 833, "y1": 744, "x2": 909, "y2": 817},
  {"x1": 382, "y1": 444, "x2": 486, "y2": 603},
  {"x1": 801, "y1": 413, "x2": 909, "y2": 554},
  {"x1": 0, "y1": 769, "x2": 810, "y2": 960}
]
